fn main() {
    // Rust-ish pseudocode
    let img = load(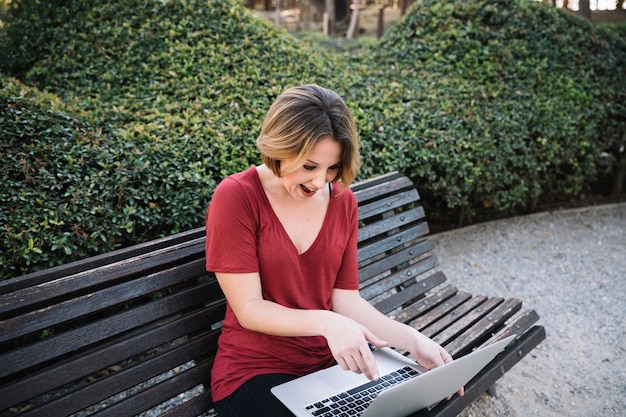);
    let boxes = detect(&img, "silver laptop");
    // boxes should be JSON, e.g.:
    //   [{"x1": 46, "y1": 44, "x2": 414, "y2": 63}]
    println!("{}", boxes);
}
[{"x1": 271, "y1": 334, "x2": 516, "y2": 417}]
